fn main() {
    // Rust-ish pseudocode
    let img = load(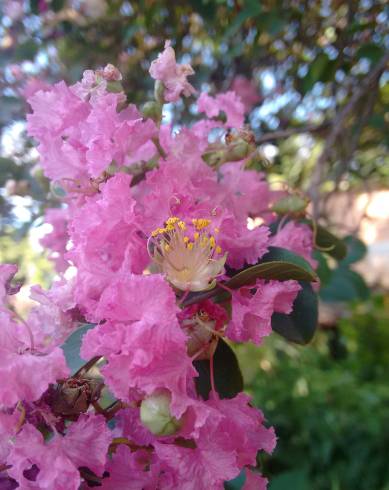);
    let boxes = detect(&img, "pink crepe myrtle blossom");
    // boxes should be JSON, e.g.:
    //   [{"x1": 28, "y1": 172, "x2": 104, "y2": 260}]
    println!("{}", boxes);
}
[
  {"x1": 230, "y1": 75, "x2": 261, "y2": 112},
  {"x1": 8, "y1": 41, "x2": 319, "y2": 489},
  {"x1": 197, "y1": 91, "x2": 245, "y2": 128},
  {"x1": 270, "y1": 220, "x2": 317, "y2": 269},
  {"x1": 149, "y1": 40, "x2": 196, "y2": 102},
  {"x1": 40, "y1": 207, "x2": 70, "y2": 273},
  {"x1": 6, "y1": 415, "x2": 111, "y2": 490},
  {"x1": 226, "y1": 280, "x2": 301, "y2": 344}
]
